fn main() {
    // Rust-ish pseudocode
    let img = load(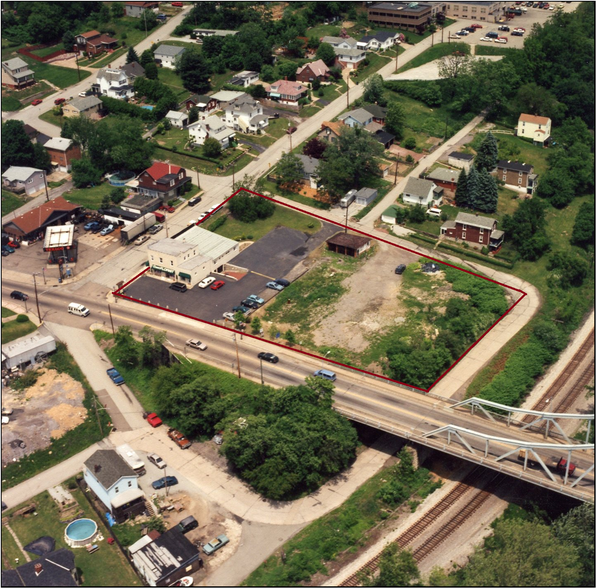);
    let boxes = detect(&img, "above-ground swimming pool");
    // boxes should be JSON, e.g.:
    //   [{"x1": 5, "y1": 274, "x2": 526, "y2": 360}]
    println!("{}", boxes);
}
[
  {"x1": 108, "y1": 170, "x2": 136, "y2": 186},
  {"x1": 64, "y1": 518, "x2": 99, "y2": 547},
  {"x1": 140, "y1": 105, "x2": 154, "y2": 110}
]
